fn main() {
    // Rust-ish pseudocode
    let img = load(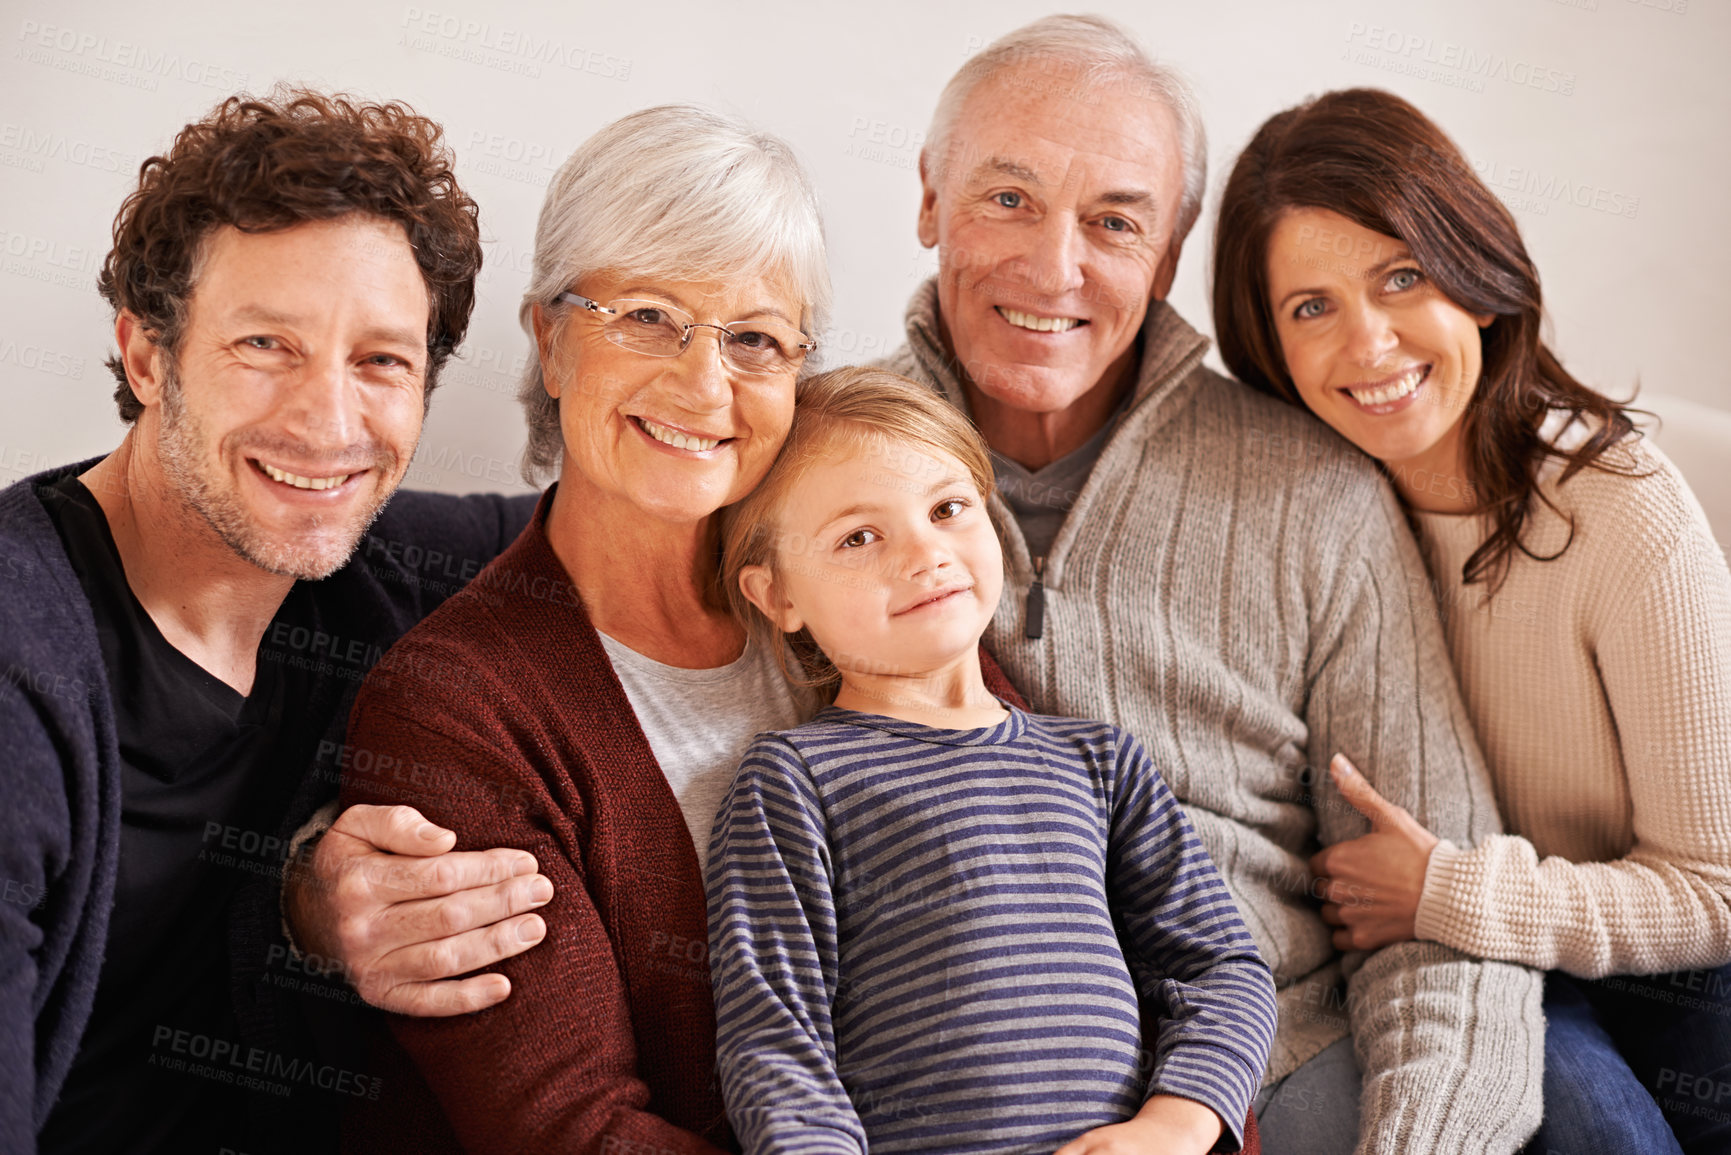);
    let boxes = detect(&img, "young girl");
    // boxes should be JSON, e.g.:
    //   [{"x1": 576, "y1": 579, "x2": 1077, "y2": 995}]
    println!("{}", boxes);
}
[
  {"x1": 1211, "y1": 87, "x2": 1731, "y2": 1154},
  {"x1": 705, "y1": 366, "x2": 1274, "y2": 1155}
]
